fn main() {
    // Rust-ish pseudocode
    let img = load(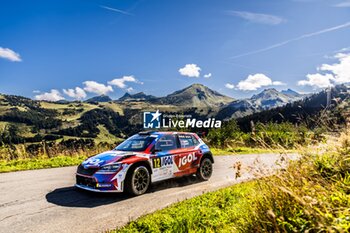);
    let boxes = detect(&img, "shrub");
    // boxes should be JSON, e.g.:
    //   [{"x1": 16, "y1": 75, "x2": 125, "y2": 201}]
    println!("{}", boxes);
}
[
  {"x1": 206, "y1": 120, "x2": 320, "y2": 149},
  {"x1": 245, "y1": 131, "x2": 350, "y2": 232}
]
